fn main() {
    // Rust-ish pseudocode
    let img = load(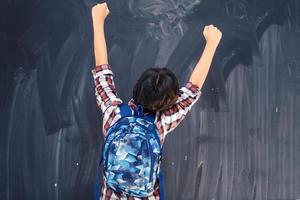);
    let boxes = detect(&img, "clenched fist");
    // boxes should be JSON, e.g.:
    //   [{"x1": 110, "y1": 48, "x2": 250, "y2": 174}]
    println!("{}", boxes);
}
[
  {"x1": 92, "y1": 3, "x2": 110, "y2": 22},
  {"x1": 203, "y1": 25, "x2": 222, "y2": 48}
]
